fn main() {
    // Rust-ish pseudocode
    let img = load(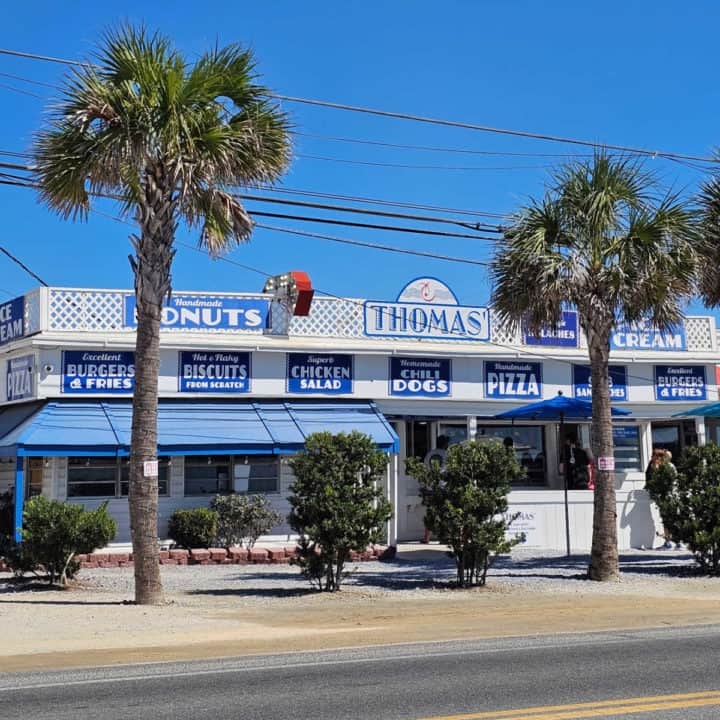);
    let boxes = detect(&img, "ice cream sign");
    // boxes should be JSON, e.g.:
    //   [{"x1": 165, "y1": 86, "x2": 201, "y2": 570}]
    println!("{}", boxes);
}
[
  {"x1": 611, "y1": 320, "x2": 686, "y2": 351},
  {"x1": 363, "y1": 278, "x2": 490, "y2": 342}
]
